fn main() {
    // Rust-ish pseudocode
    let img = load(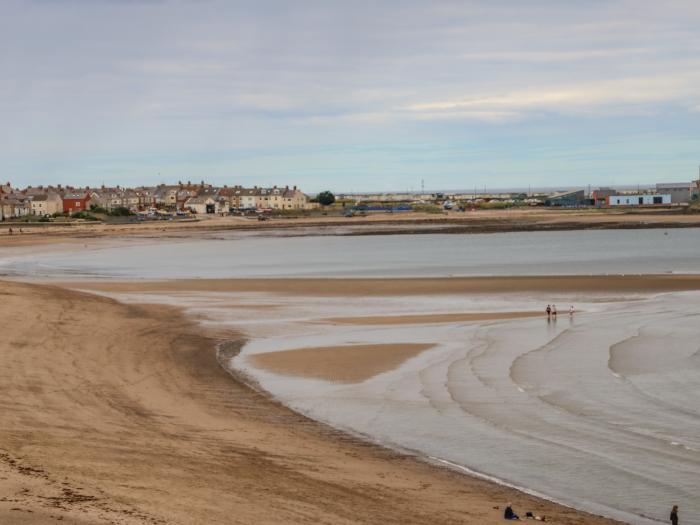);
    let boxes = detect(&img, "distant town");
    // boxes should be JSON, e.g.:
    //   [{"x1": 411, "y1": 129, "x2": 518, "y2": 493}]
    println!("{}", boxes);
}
[{"x1": 1, "y1": 178, "x2": 699, "y2": 222}]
